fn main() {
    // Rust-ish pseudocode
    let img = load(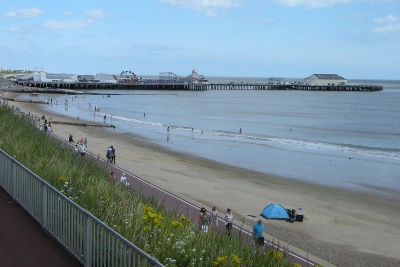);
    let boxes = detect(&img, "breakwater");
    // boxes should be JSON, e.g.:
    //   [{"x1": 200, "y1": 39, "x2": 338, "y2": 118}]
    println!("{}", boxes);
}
[{"x1": 16, "y1": 81, "x2": 383, "y2": 92}]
